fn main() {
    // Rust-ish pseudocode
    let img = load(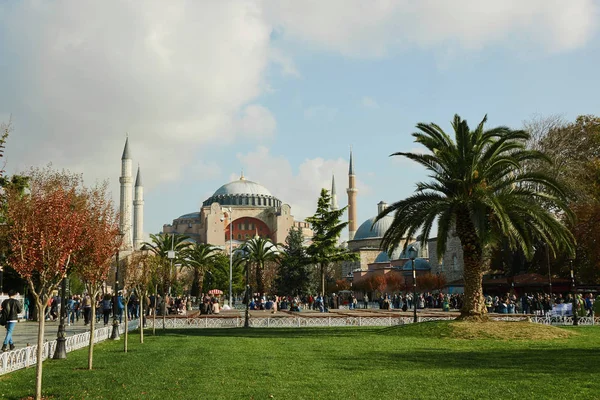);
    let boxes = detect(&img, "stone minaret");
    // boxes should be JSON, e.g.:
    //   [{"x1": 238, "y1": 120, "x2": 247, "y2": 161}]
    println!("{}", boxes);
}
[
  {"x1": 331, "y1": 174, "x2": 338, "y2": 211},
  {"x1": 347, "y1": 148, "x2": 358, "y2": 240},
  {"x1": 133, "y1": 165, "x2": 144, "y2": 250},
  {"x1": 119, "y1": 138, "x2": 133, "y2": 249}
]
